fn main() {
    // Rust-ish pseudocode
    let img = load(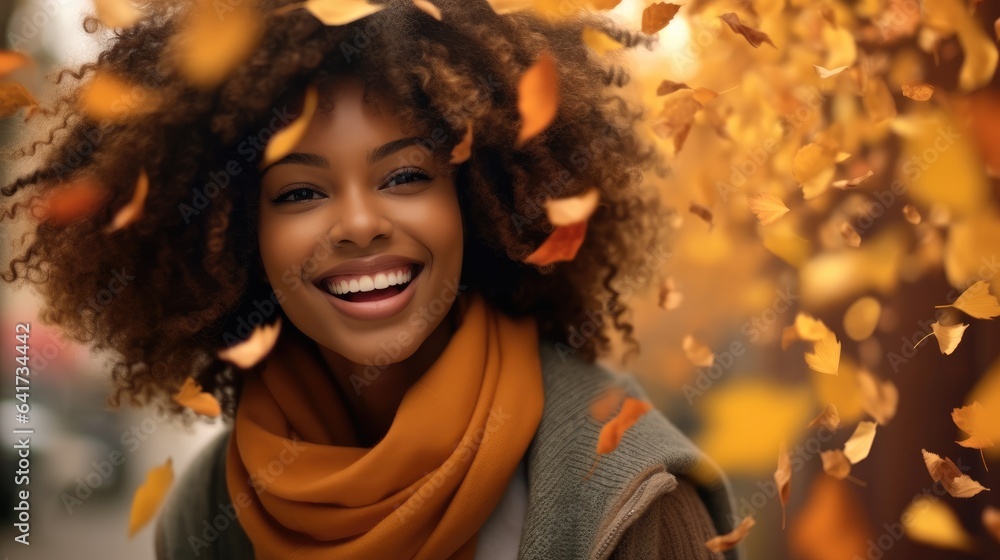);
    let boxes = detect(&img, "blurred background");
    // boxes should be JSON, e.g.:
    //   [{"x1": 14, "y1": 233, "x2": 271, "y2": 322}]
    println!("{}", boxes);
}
[{"x1": 2, "y1": 0, "x2": 1000, "y2": 559}]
